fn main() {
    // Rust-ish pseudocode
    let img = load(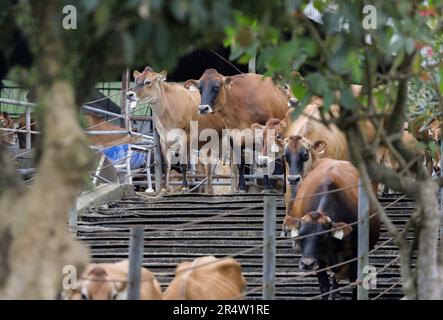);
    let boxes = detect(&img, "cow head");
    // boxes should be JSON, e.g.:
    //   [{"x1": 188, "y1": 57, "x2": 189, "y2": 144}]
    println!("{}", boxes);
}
[
  {"x1": 283, "y1": 135, "x2": 326, "y2": 199},
  {"x1": 428, "y1": 118, "x2": 441, "y2": 144},
  {"x1": 184, "y1": 68, "x2": 233, "y2": 115},
  {"x1": 283, "y1": 211, "x2": 353, "y2": 272},
  {"x1": 0, "y1": 112, "x2": 17, "y2": 146},
  {"x1": 251, "y1": 118, "x2": 287, "y2": 168},
  {"x1": 127, "y1": 66, "x2": 167, "y2": 105},
  {"x1": 75, "y1": 266, "x2": 125, "y2": 300}
]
